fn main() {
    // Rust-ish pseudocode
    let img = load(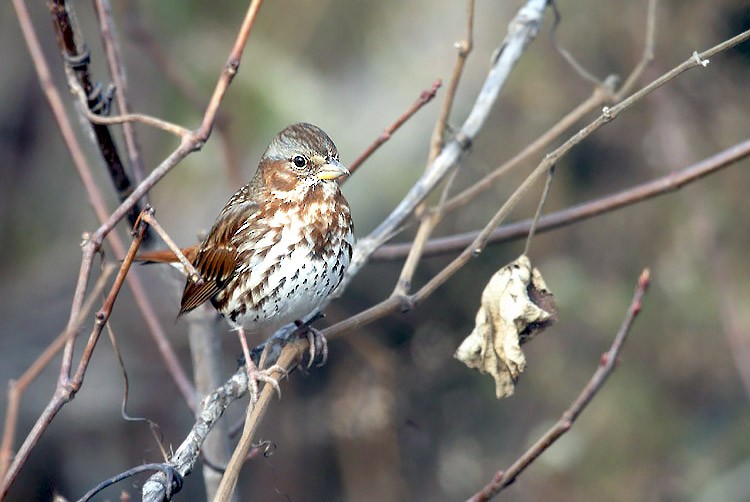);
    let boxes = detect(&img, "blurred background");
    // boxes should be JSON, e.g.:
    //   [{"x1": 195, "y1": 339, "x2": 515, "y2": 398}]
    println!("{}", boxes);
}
[{"x1": 1, "y1": 0, "x2": 750, "y2": 500}]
